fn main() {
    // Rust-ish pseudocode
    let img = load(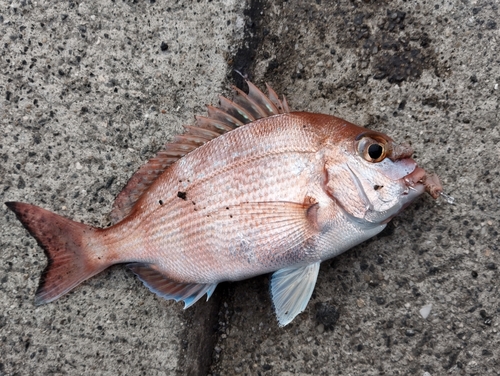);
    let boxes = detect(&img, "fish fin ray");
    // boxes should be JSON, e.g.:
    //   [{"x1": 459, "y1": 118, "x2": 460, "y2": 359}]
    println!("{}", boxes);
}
[
  {"x1": 110, "y1": 81, "x2": 289, "y2": 224},
  {"x1": 128, "y1": 263, "x2": 217, "y2": 308},
  {"x1": 265, "y1": 83, "x2": 292, "y2": 113},
  {"x1": 206, "y1": 284, "x2": 217, "y2": 301},
  {"x1": 5, "y1": 202, "x2": 107, "y2": 305},
  {"x1": 270, "y1": 262, "x2": 320, "y2": 327},
  {"x1": 232, "y1": 86, "x2": 270, "y2": 119},
  {"x1": 217, "y1": 95, "x2": 257, "y2": 124},
  {"x1": 182, "y1": 125, "x2": 222, "y2": 142},
  {"x1": 213, "y1": 201, "x2": 319, "y2": 257},
  {"x1": 246, "y1": 81, "x2": 280, "y2": 115},
  {"x1": 282, "y1": 95, "x2": 291, "y2": 113},
  {"x1": 196, "y1": 112, "x2": 239, "y2": 132}
]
